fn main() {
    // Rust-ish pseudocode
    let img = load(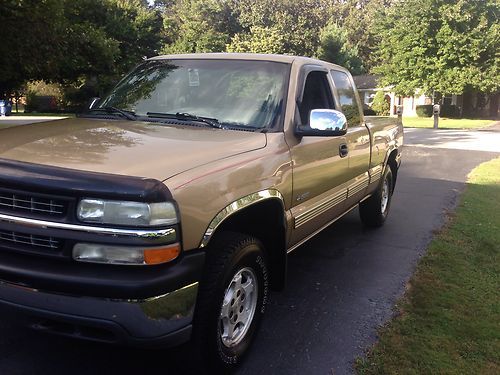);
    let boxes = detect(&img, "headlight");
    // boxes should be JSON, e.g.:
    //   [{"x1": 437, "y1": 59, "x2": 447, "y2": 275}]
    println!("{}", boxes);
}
[{"x1": 77, "y1": 199, "x2": 177, "y2": 226}]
